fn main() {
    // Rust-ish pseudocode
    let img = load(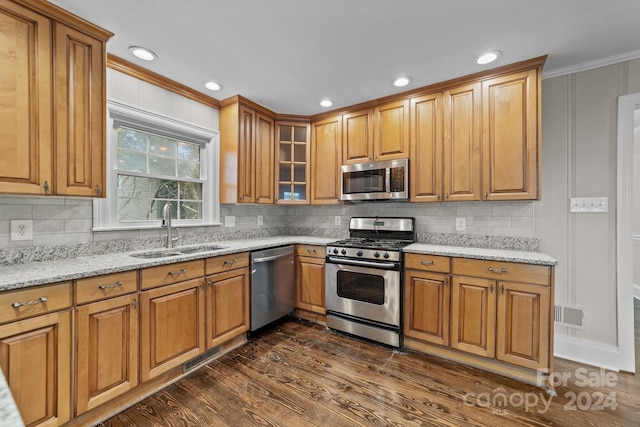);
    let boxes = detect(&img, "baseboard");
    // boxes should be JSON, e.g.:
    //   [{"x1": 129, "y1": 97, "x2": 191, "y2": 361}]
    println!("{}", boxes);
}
[{"x1": 554, "y1": 334, "x2": 622, "y2": 371}]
